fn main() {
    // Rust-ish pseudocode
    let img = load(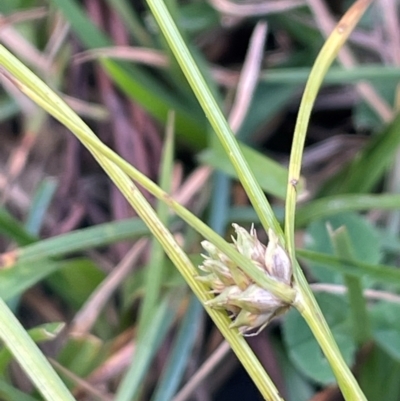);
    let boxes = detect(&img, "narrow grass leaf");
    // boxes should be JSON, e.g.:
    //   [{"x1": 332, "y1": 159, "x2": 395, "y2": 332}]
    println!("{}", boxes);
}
[
  {"x1": 284, "y1": 0, "x2": 374, "y2": 258},
  {"x1": 0, "y1": 378, "x2": 38, "y2": 401},
  {"x1": 320, "y1": 113, "x2": 400, "y2": 195},
  {"x1": 115, "y1": 295, "x2": 176, "y2": 401},
  {"x1": 137, "y1": 112, "x2": 175, "y2": 338},
  {"x1": 0, "y1": 322, "x2": 65, "y2": 374},
  {"x1": 0, "y1": 298, "x2": 75, "y2": 400},
  {"x1": 261, "y1": 66, "x2": 400, "y2": 85},
  {"x1": 16, "y1": 218, "x2": 149, "y2": 262},
  {"x1": 297, "y1": 248, "x2": 400, "y2": 286},
  {"x1": 297, "y1": 193, "x2": 400, "y2": 227},
  {"x1": 0, "y1": 258, "x2": 94, "y2": 300},
  {"x1": 151, "y1": 295, "x2": 202, "y2": 401},
  {"x1": 0, "y1": 207, "x2": 37, "y2": 245},
  {"x1": 25, "y1": 177, "x2": 58, "y2": 235},
  {"x1": 283, "y1": 3, "x2": 372, "y2": 398}
]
